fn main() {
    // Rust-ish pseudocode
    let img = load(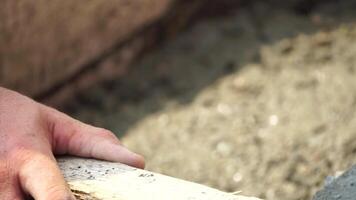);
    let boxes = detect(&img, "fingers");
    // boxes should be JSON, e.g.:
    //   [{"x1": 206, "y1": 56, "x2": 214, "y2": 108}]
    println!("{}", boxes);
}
[
  {"x1": 65, "y1": 125, "x2": 145, "y2": 168},
  {"x1": 0, "y1": 189, "x2": 24, "y2": 200},
  {"x1": 18, "y1": 152, "x2": 75, "y2": 200},
  {"x1": 0, "y1": 180, "x2": 24, "y2": 200},
  {"x1": 0, "y1": 161, "x2": 24, "y2": 200},
  {"x1": 44, "y1": 106, "x2": 145, "y2": 169}
]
